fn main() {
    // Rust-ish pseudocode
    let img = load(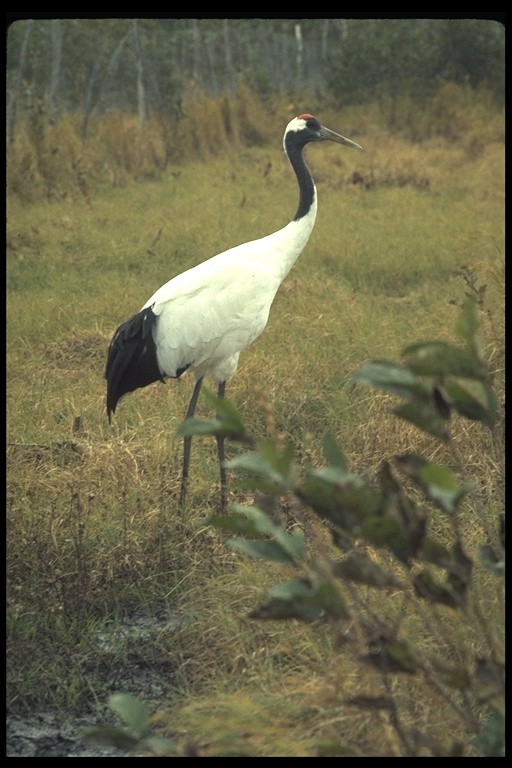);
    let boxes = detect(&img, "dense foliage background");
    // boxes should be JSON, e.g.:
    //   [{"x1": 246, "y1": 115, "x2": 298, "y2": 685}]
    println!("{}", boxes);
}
[{"x1": 7, "y1": 18, "x2": 504, "y2": 138}]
